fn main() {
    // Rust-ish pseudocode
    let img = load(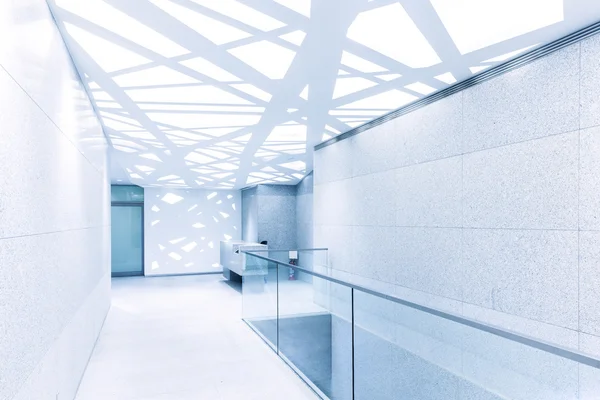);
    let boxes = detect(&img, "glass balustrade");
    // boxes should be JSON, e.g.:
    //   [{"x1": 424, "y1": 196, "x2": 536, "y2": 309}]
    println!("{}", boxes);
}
[{"x1": 241, "y1": 250, "x2": 600, "y2": 400}]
